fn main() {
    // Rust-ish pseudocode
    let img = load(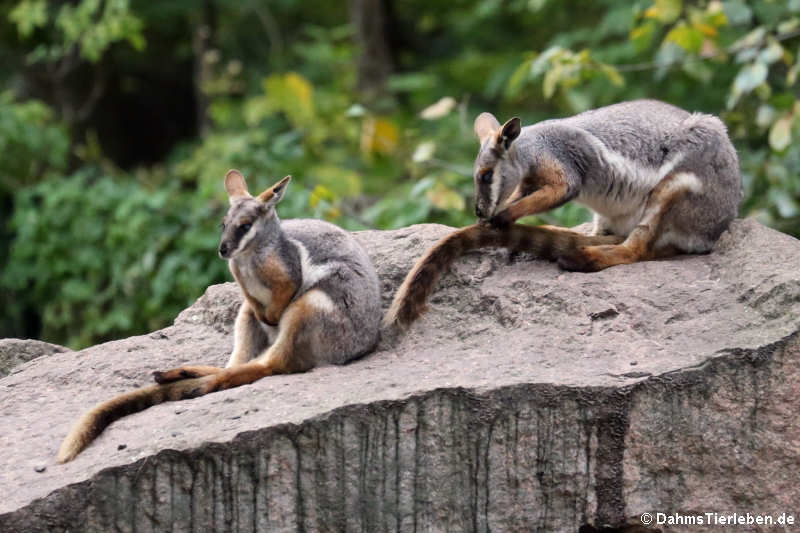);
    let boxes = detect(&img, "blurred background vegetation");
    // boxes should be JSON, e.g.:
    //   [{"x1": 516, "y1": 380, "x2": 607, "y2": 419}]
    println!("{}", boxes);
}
[{"x1": 1, "y1": 0, "x2": 799, "y2": 348}]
